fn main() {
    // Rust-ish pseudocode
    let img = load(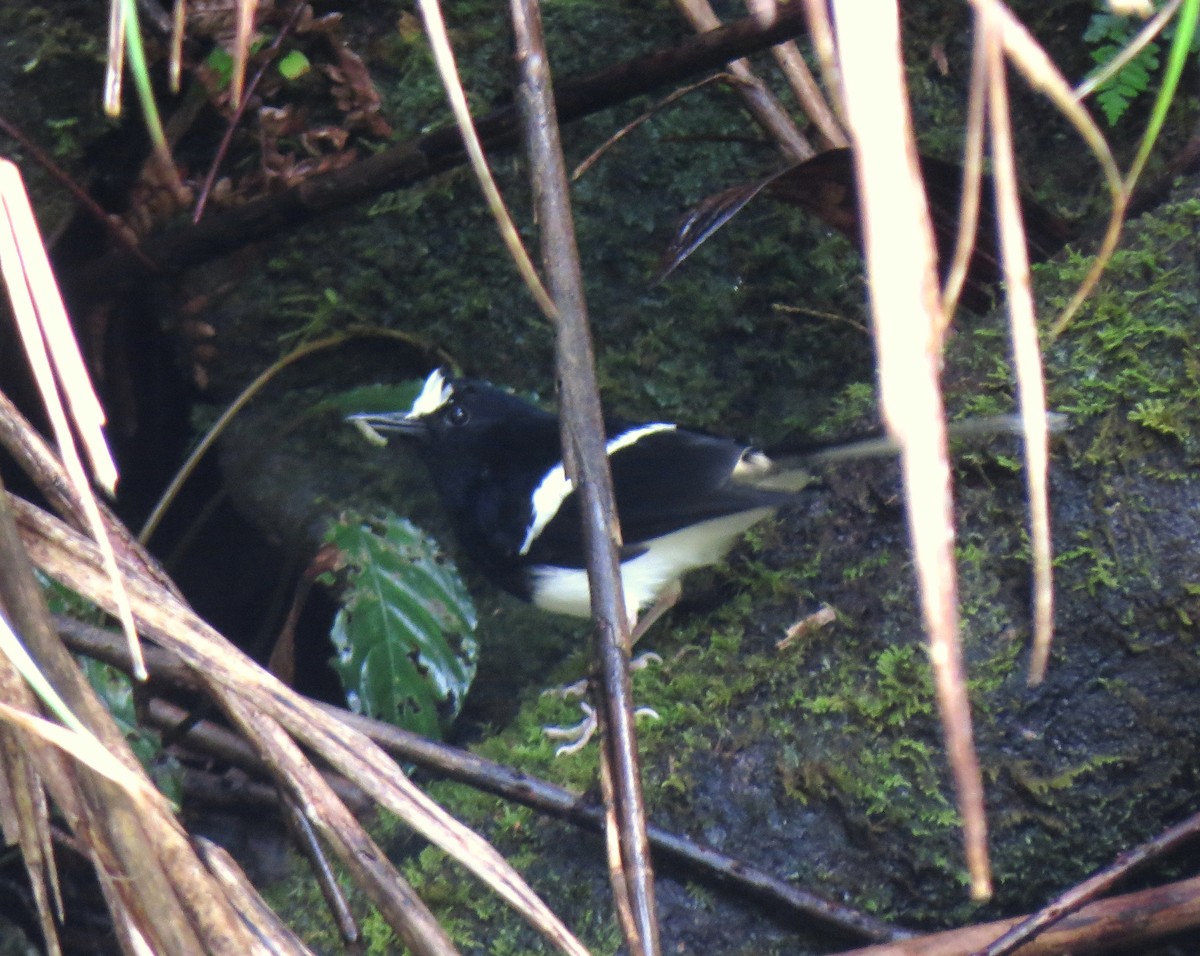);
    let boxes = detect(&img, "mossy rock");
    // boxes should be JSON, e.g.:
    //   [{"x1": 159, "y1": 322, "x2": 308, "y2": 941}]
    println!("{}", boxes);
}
[{"x1": 274, "y1": 179, "x2": 1200, "y2": 956}]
